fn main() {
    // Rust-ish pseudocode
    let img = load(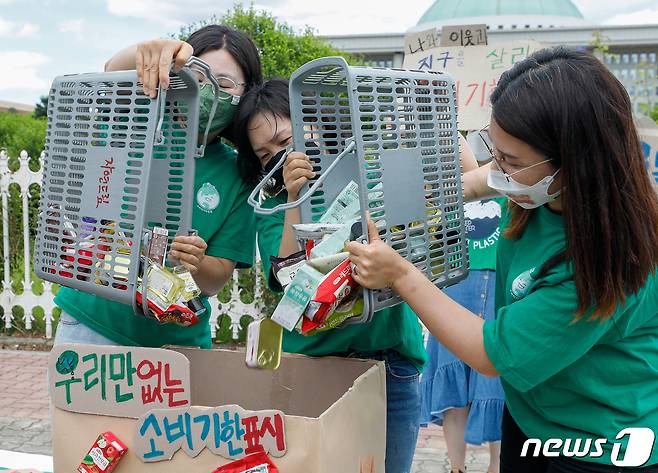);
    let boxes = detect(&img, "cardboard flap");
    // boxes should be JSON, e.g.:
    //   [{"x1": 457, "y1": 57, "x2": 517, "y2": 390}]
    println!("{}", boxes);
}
[
  {"x1": 171, "y1": 347, "x2": 377, "y2": 418},
  {"x1": 49, "y1": 343, "x2": 191, "y2": 418}
]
